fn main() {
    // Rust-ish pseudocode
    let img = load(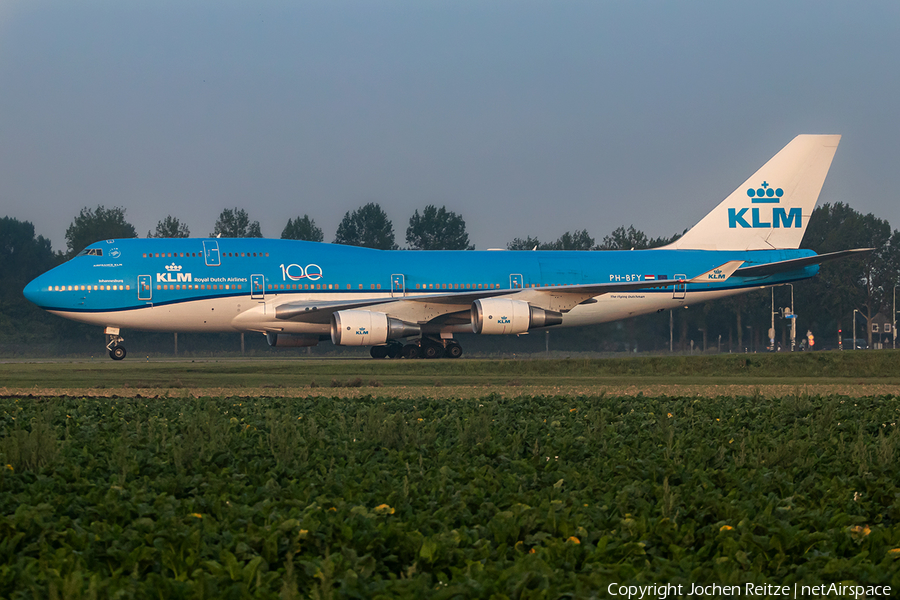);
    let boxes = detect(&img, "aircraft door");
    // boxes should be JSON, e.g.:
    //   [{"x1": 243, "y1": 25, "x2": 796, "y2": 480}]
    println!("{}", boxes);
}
[
  {"x1": 138, "y1": 275, "x2": 152, "y2": 301},
  {"x1": 510, "y1": 274, "x2": 523, "y2": 289},
  {"x1": 673, "y1": 274, "x2": 686, "y2": 300},
  {"x1": 203, "y1": 241, "x2": 221, "y2": 266},
  {"x1": 251, "y1": 274, "x2": 265, "y2": 299},
  {"x1": 391, "y1": 274, "x2": 405, "y2": 297}
]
